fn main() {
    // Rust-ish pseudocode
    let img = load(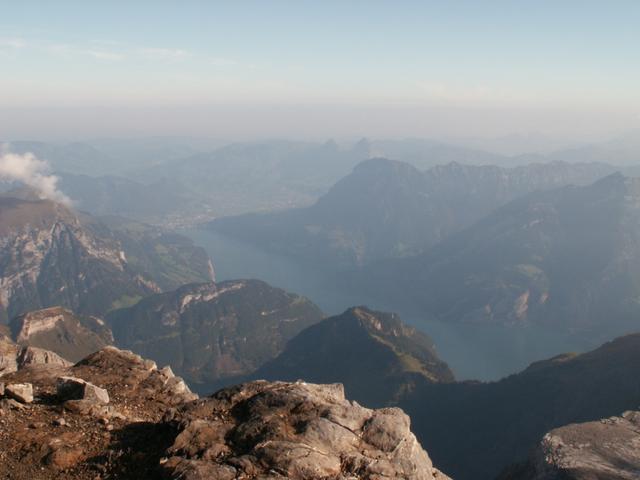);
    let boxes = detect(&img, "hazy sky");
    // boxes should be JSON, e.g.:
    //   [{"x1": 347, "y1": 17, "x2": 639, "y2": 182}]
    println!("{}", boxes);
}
[{"x1": 1, "y1": 1, "x2": 639, "y2": 140}]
